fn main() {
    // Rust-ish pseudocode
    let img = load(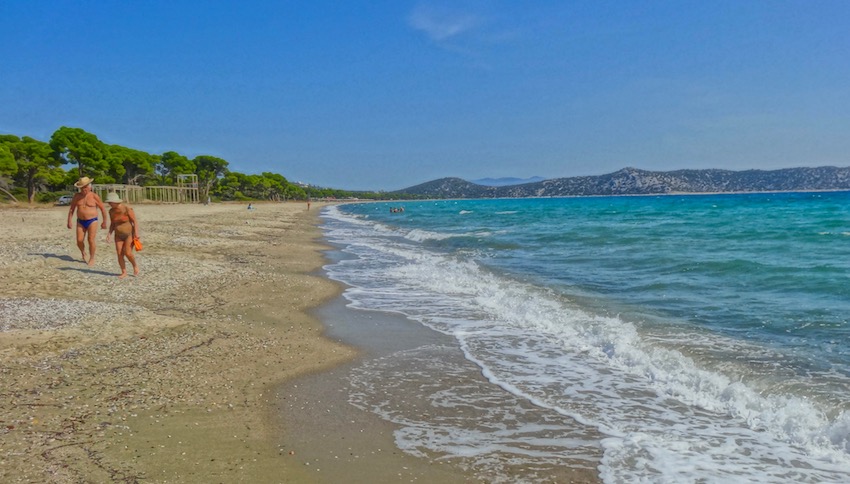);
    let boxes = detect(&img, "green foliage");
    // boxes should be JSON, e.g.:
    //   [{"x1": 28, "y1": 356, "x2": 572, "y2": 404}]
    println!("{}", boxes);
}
[
  {"x1": 157, "y1": 151, "x2": 195, "y2": 184},
  {"x1": 3, "y1": 127, "x2": 427, "y2": 204},
  {"x1": 194, "y1": 155, "x2": 229, "y2": 200},
  {"x1": 42, "y1": 167, "x2": 70, "y2": 189},
  {"x1": 0, "y1": 143, "x2": 17, "y2": 176},
  {"x1": 49, "y1": 127, "x2": 108, "y2": 178},
  {"x1": 106, "y1": 145, "x2": 157, "y2": 185},
  {"x1": 231, "y1": 190, "x2": 252, "y2": 201},
  {"x1": 281, "y1": 183, "x2": 306, "y2": 200},
  {"x1": 35, "y1": 189, "x2": 73, "y2": 203},
  {"x1": 8, "y1": 186, "x2": 27, "y2": 198},
  {"x1": 8, "y1": 136, "x2": 60, "y2": 202},
  {"x1": 211, "y1": 171, "x2": 296, "y2": 201}
]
